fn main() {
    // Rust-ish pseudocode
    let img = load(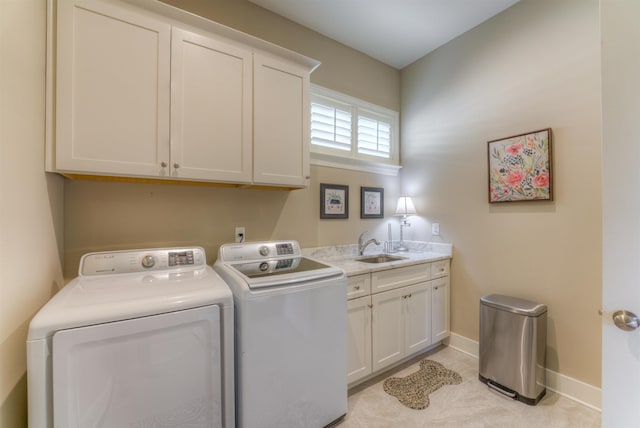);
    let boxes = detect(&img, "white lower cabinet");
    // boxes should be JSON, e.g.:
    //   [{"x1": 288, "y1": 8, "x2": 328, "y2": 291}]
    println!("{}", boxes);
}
[
  {"x1": 371, "y1": 286, "x2": 405, "y2": 372},
  {"x1": 431, "y1": 276, "x2": 450, "y2": 343},
  {"x1": 371, "y1": 281, "x2": 431, "y2": 372},
  {"x1": 347, "y1": 296, "x2": 372, "y2": 384},
  {"x1": 347, "y1": 260, "x2": 450, "y2": 386},
  {"x1": 404, "y1": 281, "x2": 432, "y2": 355}
]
